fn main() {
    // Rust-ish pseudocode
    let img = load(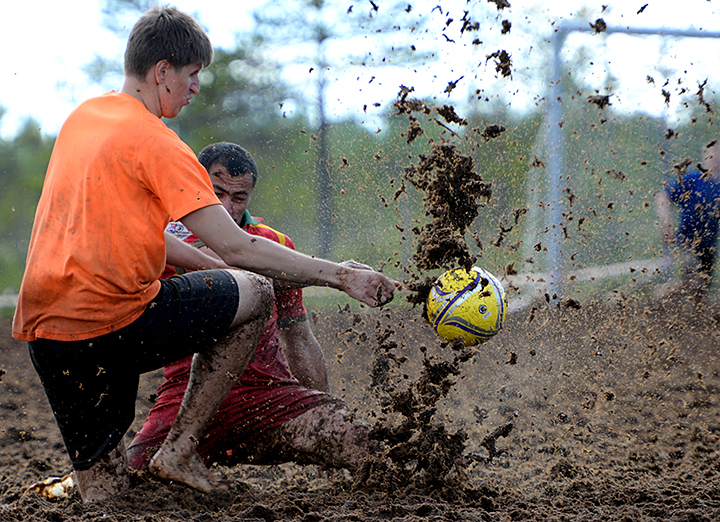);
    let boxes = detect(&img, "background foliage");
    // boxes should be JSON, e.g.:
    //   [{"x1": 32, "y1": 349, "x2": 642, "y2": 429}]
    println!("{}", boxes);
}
[{"x1": 1, "y1": 1, "x2": 718, "y2": 305}]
